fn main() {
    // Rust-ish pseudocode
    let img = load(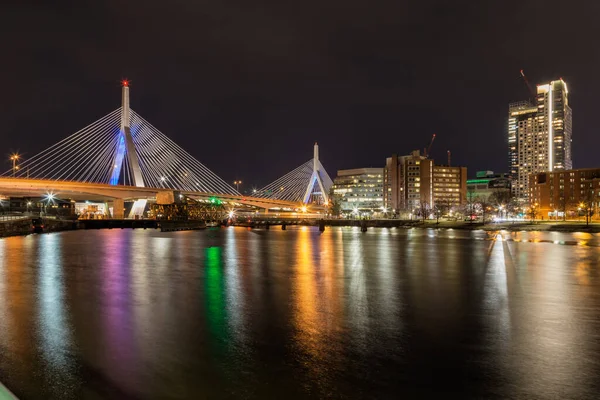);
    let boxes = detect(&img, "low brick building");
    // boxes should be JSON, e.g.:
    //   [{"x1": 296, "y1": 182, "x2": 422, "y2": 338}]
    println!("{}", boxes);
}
[{"x1": 529, "y1": 168, "x2": 600, "y2": 219}]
